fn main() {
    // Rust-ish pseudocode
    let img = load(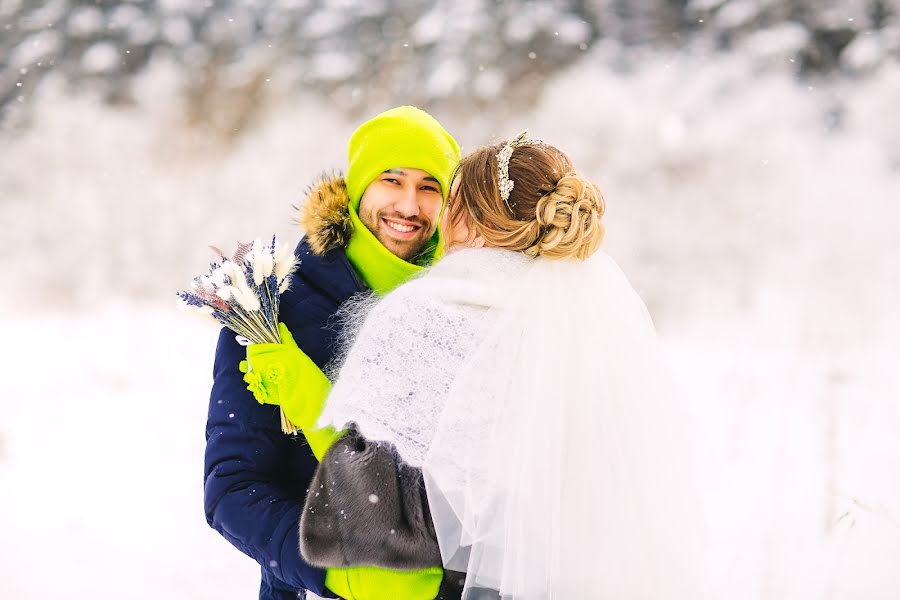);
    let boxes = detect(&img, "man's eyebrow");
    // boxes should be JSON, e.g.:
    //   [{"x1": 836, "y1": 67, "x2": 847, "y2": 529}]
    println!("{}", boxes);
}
[{"x1": 384, "y1": 169, "x2": 439, "y2": 185}]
